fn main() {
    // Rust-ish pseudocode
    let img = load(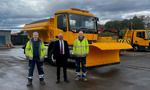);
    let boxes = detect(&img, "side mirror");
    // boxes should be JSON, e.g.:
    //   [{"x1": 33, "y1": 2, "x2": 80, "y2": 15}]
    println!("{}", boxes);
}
[{"x1": 94, "y1": 17, "x2": 99, "y2": 21}]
